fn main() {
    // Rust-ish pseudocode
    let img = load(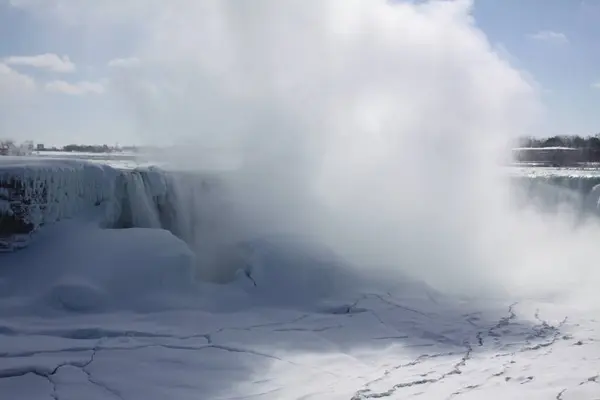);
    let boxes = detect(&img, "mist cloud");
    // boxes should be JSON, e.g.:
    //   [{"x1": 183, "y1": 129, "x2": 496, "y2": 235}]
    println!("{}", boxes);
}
[
  {"x1": 13, "y1": 0, "x2": 599, "y2": 301},
  {"x1": 113, "y1": 0, "x2": 541, "y2": 295}
]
